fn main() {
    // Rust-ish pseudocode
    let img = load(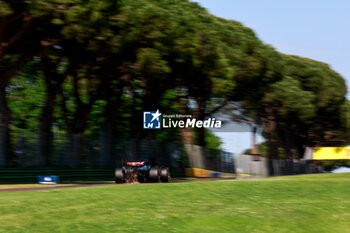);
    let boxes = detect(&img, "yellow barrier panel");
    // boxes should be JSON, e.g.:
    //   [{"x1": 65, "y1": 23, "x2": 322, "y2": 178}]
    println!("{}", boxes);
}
[
  {"x1": 313, "y1": 147, "x2": 350, "y2": 160},
  {"x1": 185, "y1": 168, "x2": 211, "y2": 177},
  {"x1": 185, "y1": 168, "x2": 236, "y2": 178}
]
